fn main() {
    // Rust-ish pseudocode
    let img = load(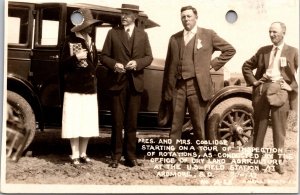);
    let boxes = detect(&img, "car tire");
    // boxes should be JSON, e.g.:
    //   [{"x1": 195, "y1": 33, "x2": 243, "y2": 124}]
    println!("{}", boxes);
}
[
  {"x1": 7, "y1": 90, "x2": 36, "y2": 150},
  {"x1": 207, "y1": 97, "x2": 254, "y2": 148}
]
